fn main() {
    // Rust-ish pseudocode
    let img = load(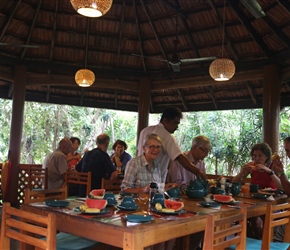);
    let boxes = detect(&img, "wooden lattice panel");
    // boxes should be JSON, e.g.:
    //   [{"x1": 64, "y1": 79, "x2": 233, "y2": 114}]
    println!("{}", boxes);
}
[{"x1": 0, "y1": 164, "x2": 45, "y2": 205}]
